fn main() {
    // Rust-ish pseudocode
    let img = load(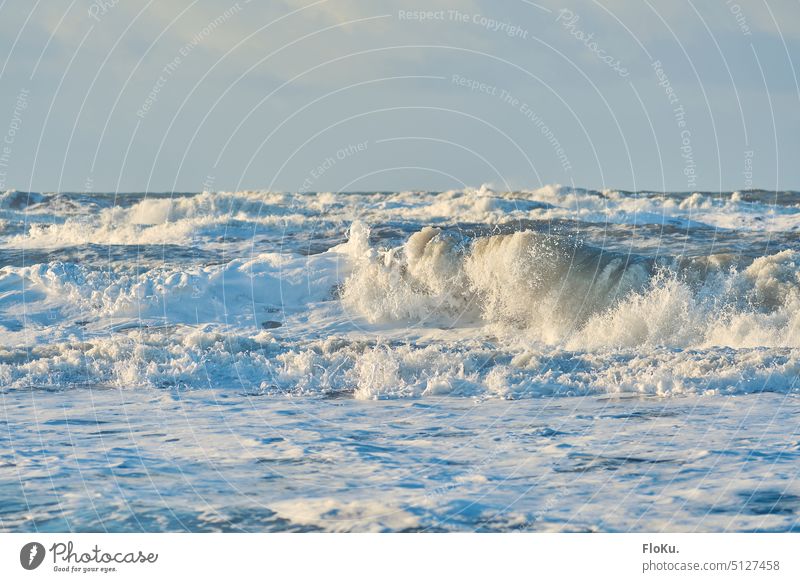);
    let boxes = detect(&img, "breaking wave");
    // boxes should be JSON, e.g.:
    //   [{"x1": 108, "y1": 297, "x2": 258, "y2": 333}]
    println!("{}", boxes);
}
[{"x1": 341, "y1": 222, "x2": 800, "y2": 350}]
